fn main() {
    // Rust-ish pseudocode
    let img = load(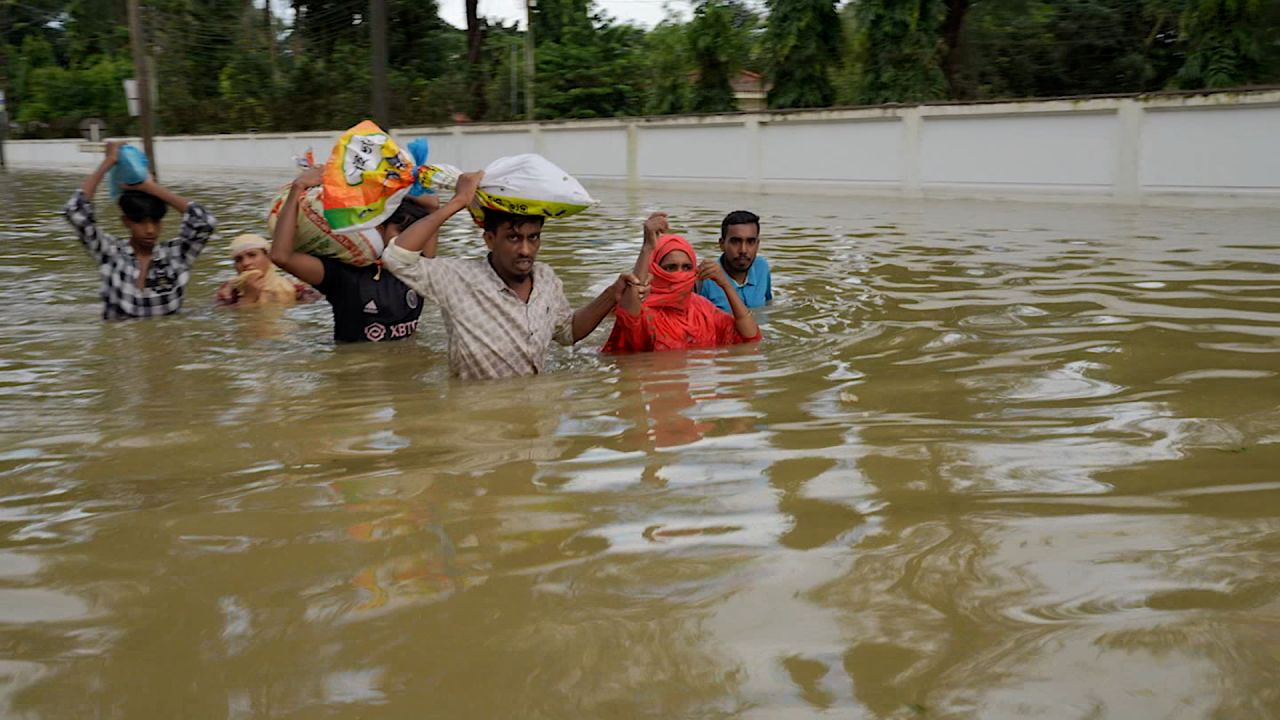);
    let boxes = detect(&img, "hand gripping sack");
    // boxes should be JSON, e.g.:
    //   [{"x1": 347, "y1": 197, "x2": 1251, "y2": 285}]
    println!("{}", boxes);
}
[{"x1": 420, "y1": 154, "x2": 597, "y2": 226}]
